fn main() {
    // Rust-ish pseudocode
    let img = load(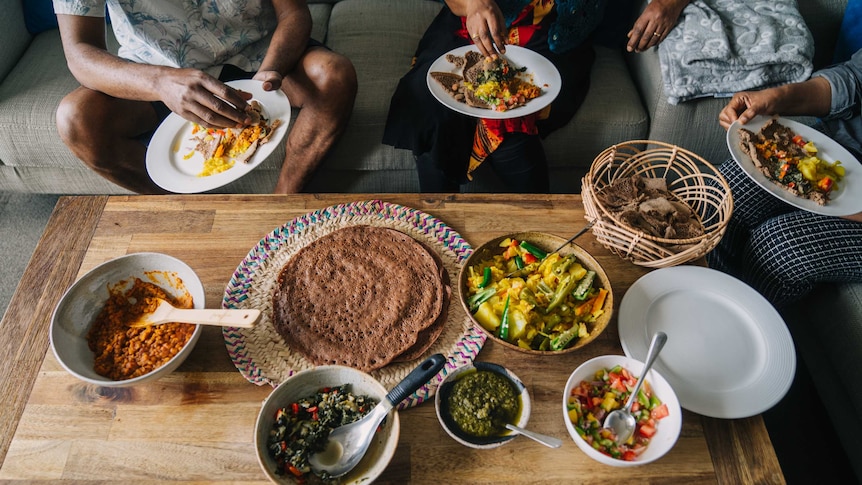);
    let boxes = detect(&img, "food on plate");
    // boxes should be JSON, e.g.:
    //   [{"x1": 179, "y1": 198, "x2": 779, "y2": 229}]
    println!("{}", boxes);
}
[
  {"x1": 566, "y1": 365, "x2": 670, "y2": 461},
  {"x1": 430, "y1": 50, "x2": 542, "y2": 111},
  {"x1": 596, "y1": 175, "x2": 705, "y2": 240},
  {"x1": 186, "y1": 100, "x2": 282, "y2": 177},
  {"x1": 272, "y1": 225, "x2": 450, "y2": 372},
  {"x1": 267, "y1": 385, "x2": 378, "y2": 481},
  {"x1": 445, "y1": 370, "x2": 520, "y2": 437},
  {"x1": 738, "y1": 118, "x2": 845, "y2": 205},
  {"x1": 86, "y1": 277, "x2": 195, "y2": 380},
  {"x1": 464, "y1": 238, "x2": 608, "y2": 351}
]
